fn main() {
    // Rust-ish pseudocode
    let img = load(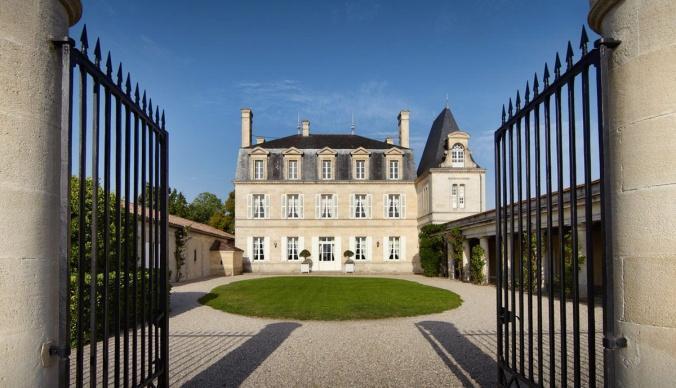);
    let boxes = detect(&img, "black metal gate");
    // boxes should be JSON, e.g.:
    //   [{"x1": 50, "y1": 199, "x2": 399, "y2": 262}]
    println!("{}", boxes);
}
[
  {"x1": 55, "y1": 26, "x2": 170, "y2": 387},
  {"x1": 494, "y1": 28, "x2": 623, "y2": 387}
]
